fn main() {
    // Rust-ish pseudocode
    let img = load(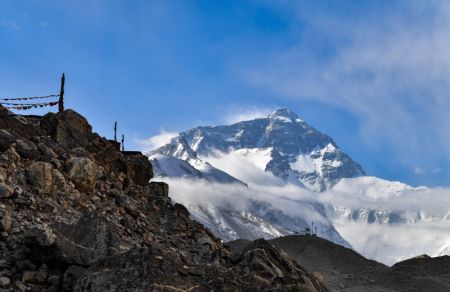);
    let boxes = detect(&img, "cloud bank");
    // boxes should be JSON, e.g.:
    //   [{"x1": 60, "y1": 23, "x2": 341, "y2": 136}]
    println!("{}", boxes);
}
[
  {"x1": 135, "y1": 129, "x2": 178, "y2": 152},
  {"x1": 162, "y1": 175, "x2": 450, "y2": 265},
  {"x1": 153, "y1": 150, "x2": 450, "y2": 265}
]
